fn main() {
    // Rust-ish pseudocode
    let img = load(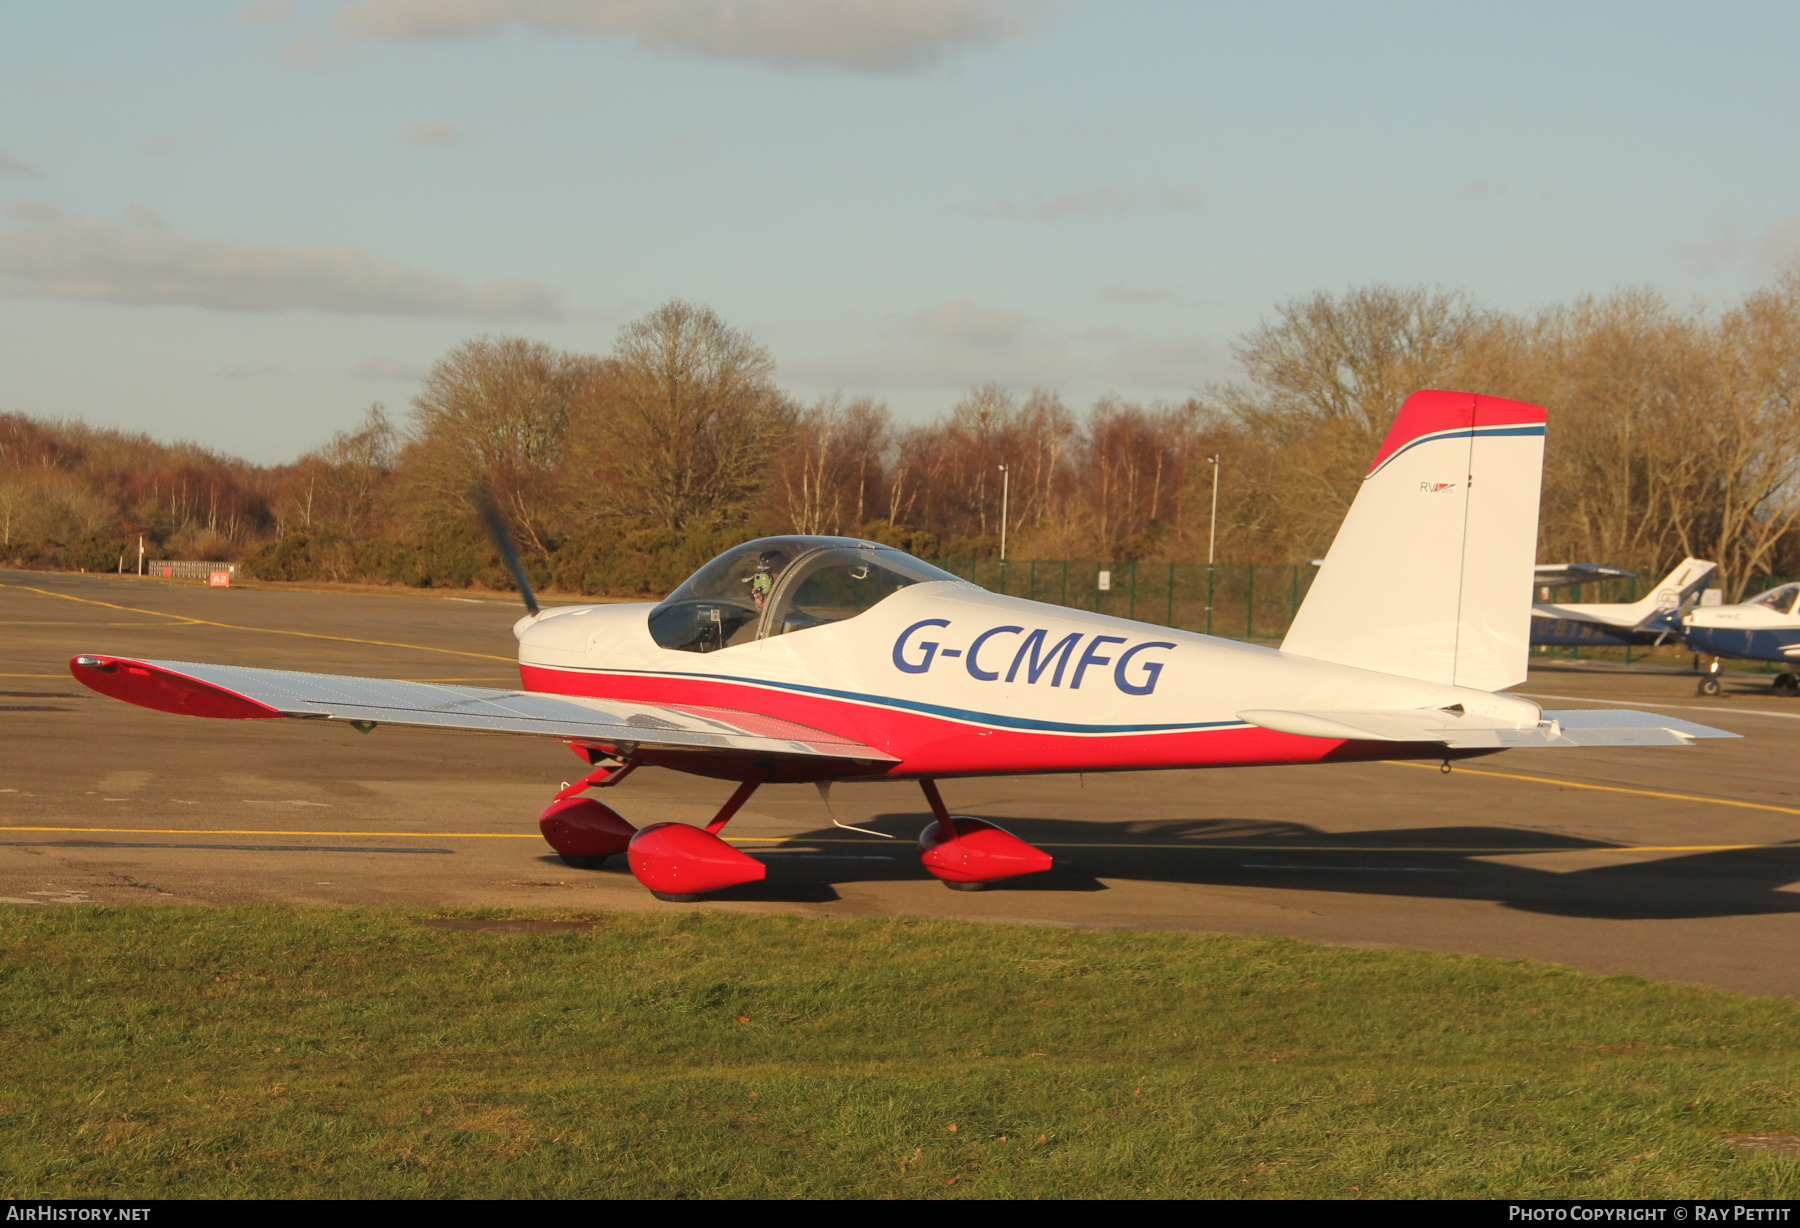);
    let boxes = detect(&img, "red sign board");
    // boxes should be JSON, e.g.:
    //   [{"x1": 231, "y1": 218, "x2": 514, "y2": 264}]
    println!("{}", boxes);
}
[{"x1": 208, "y1": 570, "x2": 231, "y2": 588}]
